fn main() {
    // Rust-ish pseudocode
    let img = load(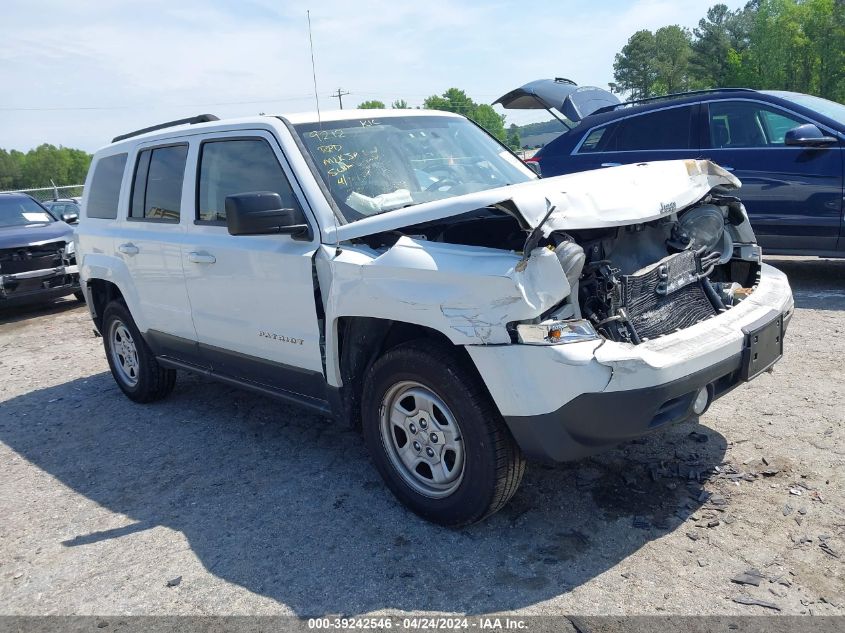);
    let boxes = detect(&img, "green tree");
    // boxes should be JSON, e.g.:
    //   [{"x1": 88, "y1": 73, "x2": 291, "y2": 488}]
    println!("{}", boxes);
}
[
  {"x1": 423, "y1": 88, "x2": 508, "y2": 142},
  {"x1": 506, "y1": 124, "x2": 522, "y2": 151},
  {"x1": 801, "y1": 0, "x2": 845, "y2": 99},
  {"x1": 614, "y1": 0, "x2": 845, "y2": 102},
  {"x1": 358, "y1": 100, "x2": 385, "y2": 109},
  {"x1": 691, "y1": 4, "x2": 748, "y2": 87},
  {"x1": 654, "y1": 25, "x2": 694, "y2": 93},
  {"x1": 473, "y1": 104, "x2": 507, "y2": 142},
  {"x1": 0, "y1": 145, "x2": 91, "y2": 190},
  {"x1": 613, "y1": 30, "x2": 658, "y2": 99},
  {"x1": 391, "y1": 99, "x2": 409, "y2": 109}
]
